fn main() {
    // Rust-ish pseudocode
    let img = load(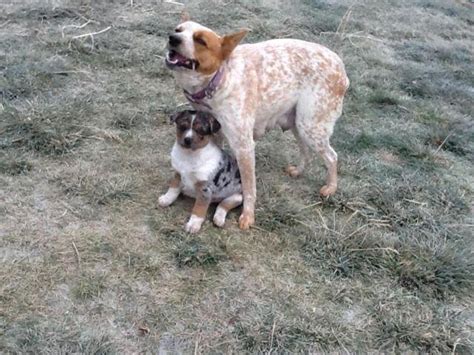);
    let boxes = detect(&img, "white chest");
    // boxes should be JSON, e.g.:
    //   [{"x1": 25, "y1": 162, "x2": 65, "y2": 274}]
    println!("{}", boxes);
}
[{"x1": 171, "y1": 142, "x2": 221, "y2": 197}]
